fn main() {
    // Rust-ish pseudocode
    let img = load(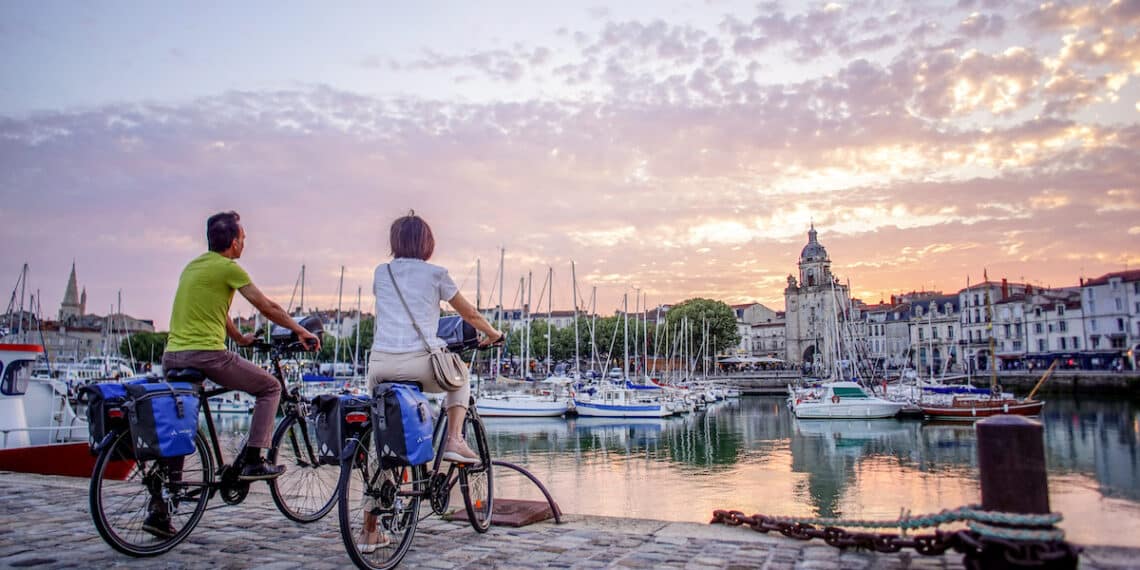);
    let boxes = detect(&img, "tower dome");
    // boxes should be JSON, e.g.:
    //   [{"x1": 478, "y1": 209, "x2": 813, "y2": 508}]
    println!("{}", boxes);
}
[{"x1": 799, "y1": 224, "x2": 829, "y2": 262}]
